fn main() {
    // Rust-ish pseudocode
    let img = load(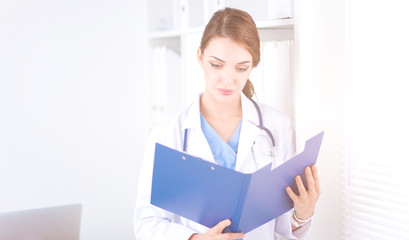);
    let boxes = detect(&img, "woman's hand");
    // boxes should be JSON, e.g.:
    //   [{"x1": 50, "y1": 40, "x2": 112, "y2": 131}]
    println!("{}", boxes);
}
[
  {"x1": 286, "y1": 164, "x2": 321, "y2": 221},
  {"x1": 188, "y1": 219, "x2": 245, "y2": 240}
]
